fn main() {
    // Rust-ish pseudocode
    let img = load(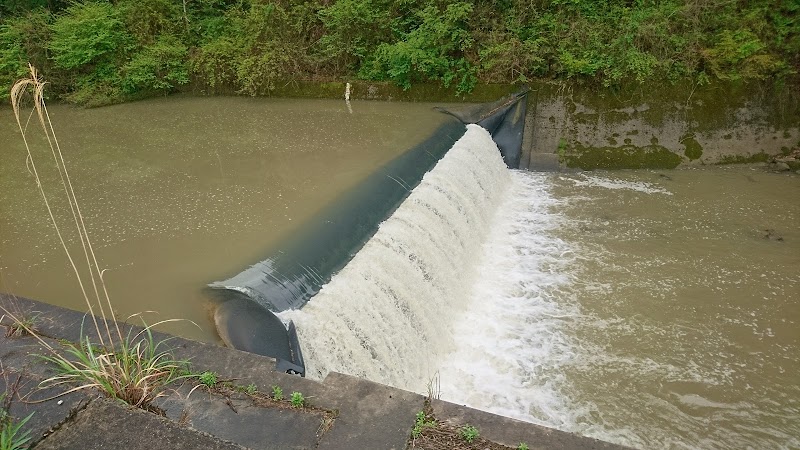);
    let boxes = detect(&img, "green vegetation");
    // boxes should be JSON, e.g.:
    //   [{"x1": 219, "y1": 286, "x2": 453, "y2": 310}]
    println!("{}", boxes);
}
[
  {"x1": 196, "y1": 371, "x2": 218, "y2": 388},
  {"x1": 2, "y1": 313, "x2": 37, "y2": 338},
  {"x1": 411, "y1": 410, "x2": 436, "y2": 438},
  {"x1": 1, "y1": 0, "x2": 797, "y2": 105},
  {"x1": 290, "y1": 391, "x2": 305, "y2": 408},
  {"x1": 0, "y1": 405, "x2": 32, "y2": 450},
  {"x1": 40, "y1": 325, "x2": 189, "y2": 410},
  {"x1": 271, "y1": 385, "x2": 283, "y2": 401},
  {"x1": 458, "y1": 424, "x2": 479, "y2": 443},
  {"x1": 1, "y1": 392, "x2": 33, "y2": 450},
  {"x1": 517, "y1": 444, "x2": 529, "y2": 450}
]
